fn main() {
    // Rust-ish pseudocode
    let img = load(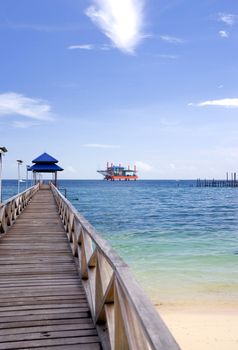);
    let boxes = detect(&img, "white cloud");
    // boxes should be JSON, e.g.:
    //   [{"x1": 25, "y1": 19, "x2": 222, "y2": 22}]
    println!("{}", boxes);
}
[
  {"x1": 219, "y1": 30, "x2": 229, "y2": 38},
  {"x1": 83, "y1": 143, "x2": 120, "y2": 149},
  {"x1": 218, "y1": 13, "x2": 237, "y2": 26},
  {"x1": 135, "y1": 161, "x2": 152, "y2": 172},
  {"x1": 85, "y1": 0, "x2": 145, "y2": 54},
  {"x1": 159, "y1": 118, "x2": 180, "y2": 127},
  {"x1": 100, "y1": 43, "x2": 112, "y2": 50},
  {"x1": 66, "y1": 165, "x2": 77, "y2": 173},
  {"x1": 160, "y1": 35, "x2": 185, "y2": 44},
  {"x1": 156, "y1": 54, "x2": 179, "y2": 59},
  {"x1": 68, "y1": 43, "x2": 112, "y2": 51},
  {"x1": 68, "y1": 44, "x2": 94, "y2": 50},
  {"x1": 169, "y1": 163, "x2": 176, "y2": 169},
  {"x1": 0, "y1": 92, "x2": 53, "y2": 121},
  {"x1": 189, "y1": 98, "x2": 238, "y2": 108},
  {"x1": 13, "y1": 120, "x2": 40, "y2": 128},
  {"x1": 217, "y1": 84, "x2": 223, "y2": 89}
]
